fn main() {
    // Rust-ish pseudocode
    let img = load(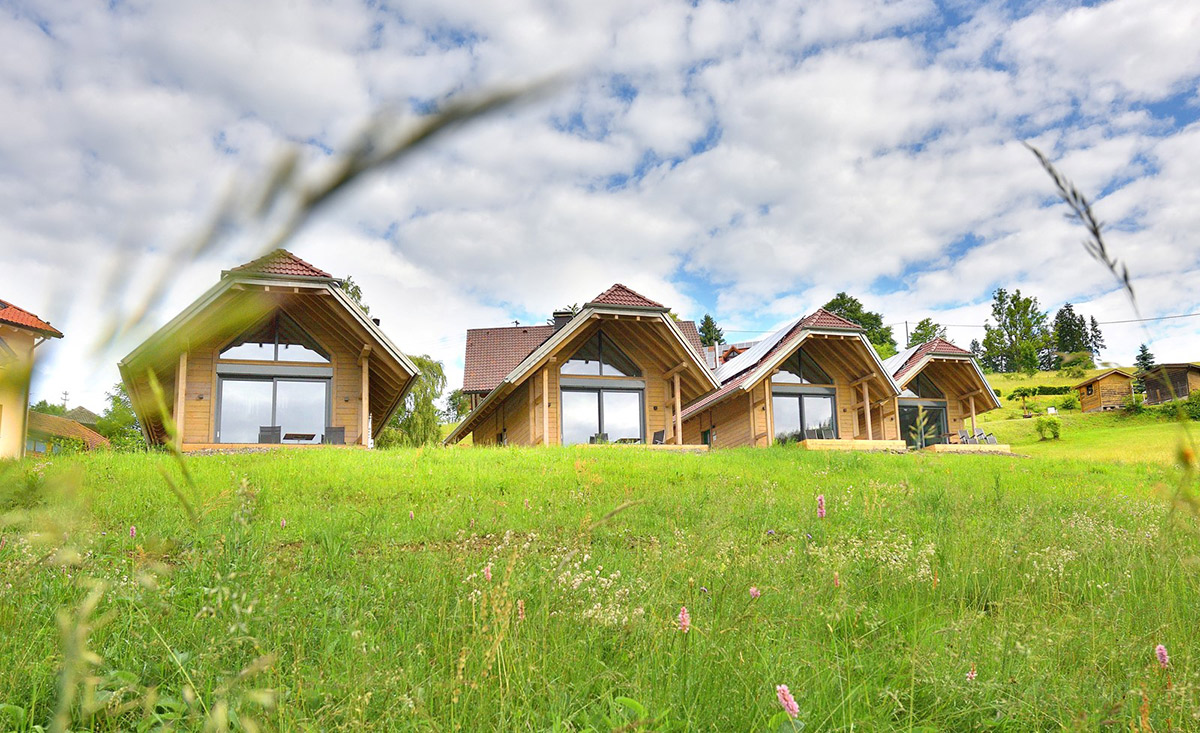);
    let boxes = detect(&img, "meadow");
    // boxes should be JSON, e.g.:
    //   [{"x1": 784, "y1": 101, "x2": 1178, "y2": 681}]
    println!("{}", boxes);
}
[{"x1": 2, "y1": 445, "x2": 1198, "y2": 731}]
